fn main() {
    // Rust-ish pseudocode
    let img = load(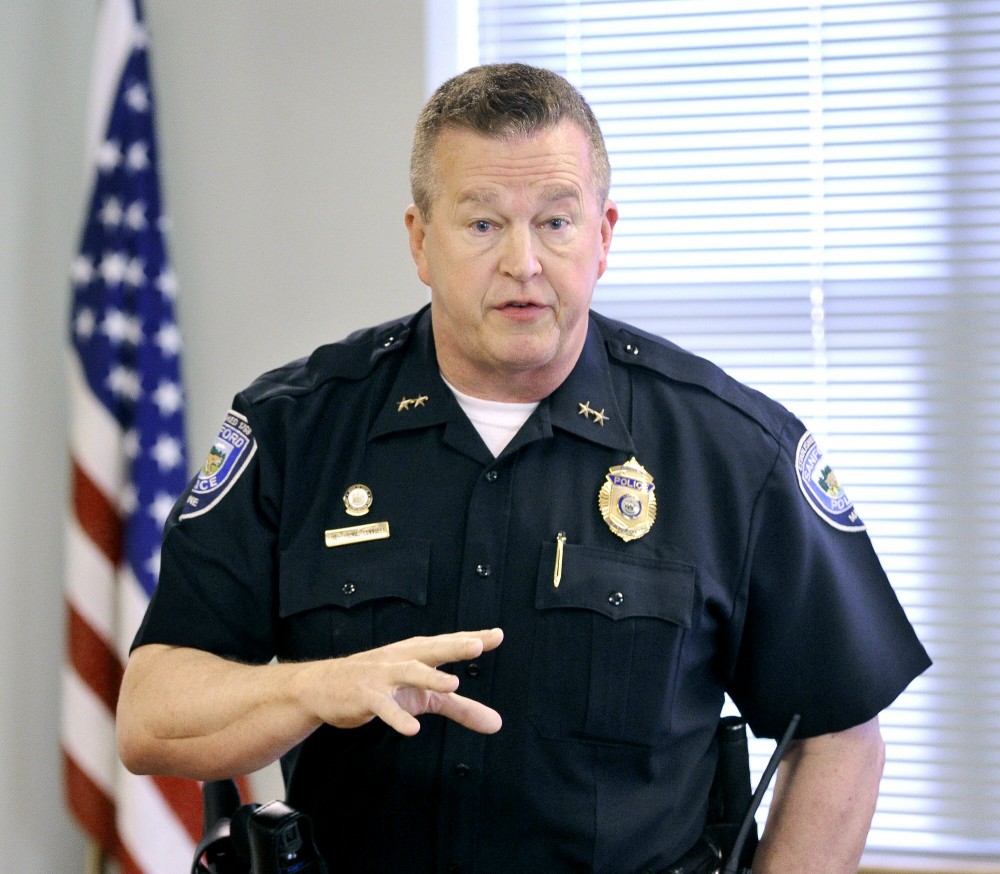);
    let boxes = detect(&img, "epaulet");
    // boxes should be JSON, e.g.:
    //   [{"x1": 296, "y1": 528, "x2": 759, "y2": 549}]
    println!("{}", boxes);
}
[
  {"x1": 241, "y1": 310, "x2": 419, "y2": 405},
  {"x1": 592, "y1": 310, "x2": 790, "y2": 441}
]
